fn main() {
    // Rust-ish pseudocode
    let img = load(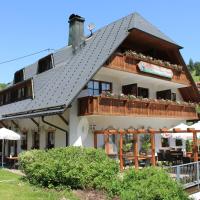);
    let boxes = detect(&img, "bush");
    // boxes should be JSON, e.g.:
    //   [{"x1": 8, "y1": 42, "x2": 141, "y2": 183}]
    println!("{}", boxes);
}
[
  {"x1": 117, "y1": 167, "x2": 189, "y2": 200},
  {"x1": 20, "y1": 148, "x2": 189, "y2": 200},
  {"x1": 19, "y1": 147, "x2": 119, "y2": 190}
]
